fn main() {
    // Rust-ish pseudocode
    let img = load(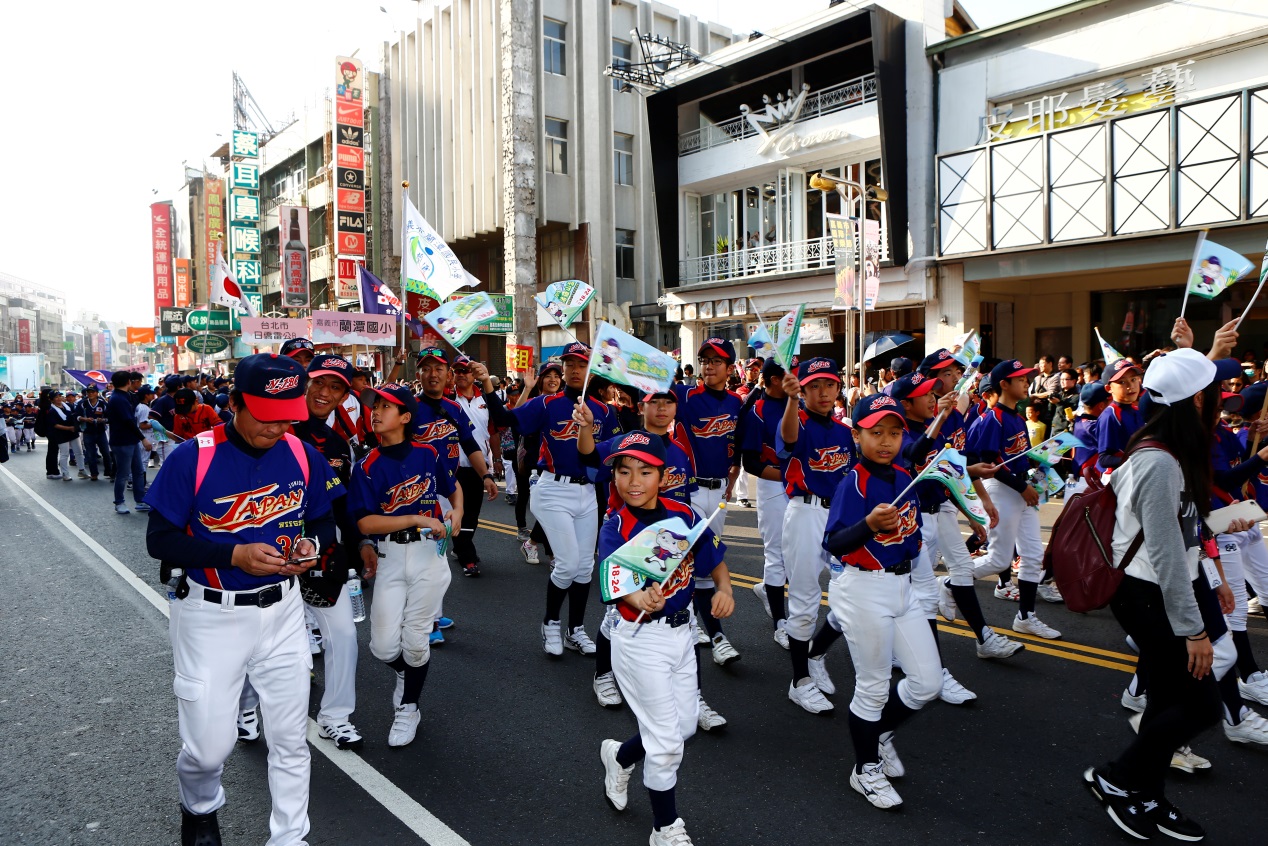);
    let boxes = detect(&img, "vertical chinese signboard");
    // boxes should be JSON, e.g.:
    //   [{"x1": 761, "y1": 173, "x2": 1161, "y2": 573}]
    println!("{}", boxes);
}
[
  {"x1": 173, "y1": 258, "x2": 192, "y2": 308},
  {"x1": 334, "y1": 55, "x2": 367, "y2": 273},
  {"x1": 151, "y1": 203, "x2": 174, "y2": 314},
  {"x1": 229, "y1": 130, "x2": 264, "y2": 317},
  {"x1": 204, "y1": 174, "x2": 225, "y2": 290},
  {"x1": 17, "y1": 319, "x2": 31, "y2": 353},
  {"x1": 279, "y1": 205, "x2": 311, "y2": 308}
]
